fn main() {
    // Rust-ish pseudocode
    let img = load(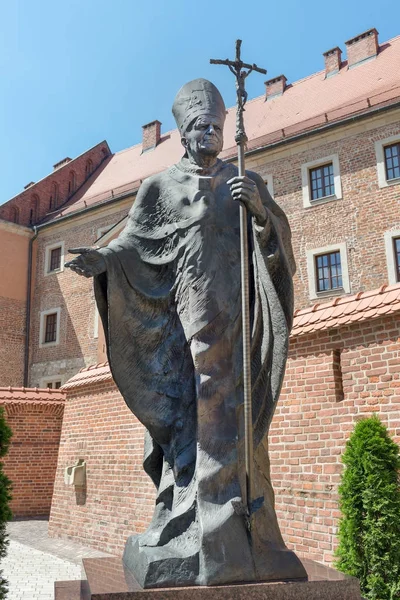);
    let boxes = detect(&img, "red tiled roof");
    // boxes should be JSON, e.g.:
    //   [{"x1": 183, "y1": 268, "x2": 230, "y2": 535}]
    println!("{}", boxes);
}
[
  {"x1": 62, "y1": 362, "x2": 113, "y2": 389},
  {"x1": 42, "y1": 35, "x2": 400, "y2": 224},
  {"x1": 292, "y1": 283, "x2": 400, "y2": 336},
  {"x1": 0, "y1": 386, "x2": 65, "y2": 404}
]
